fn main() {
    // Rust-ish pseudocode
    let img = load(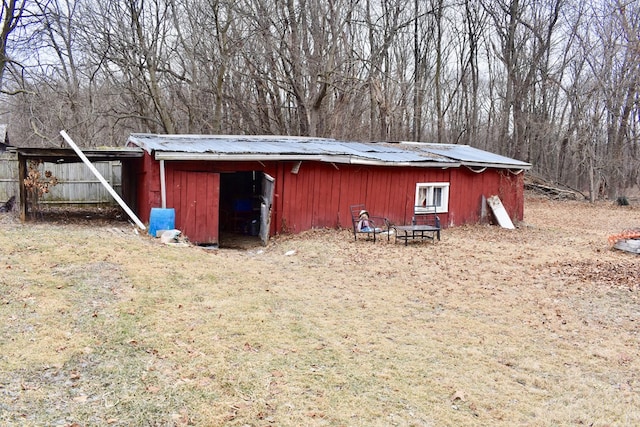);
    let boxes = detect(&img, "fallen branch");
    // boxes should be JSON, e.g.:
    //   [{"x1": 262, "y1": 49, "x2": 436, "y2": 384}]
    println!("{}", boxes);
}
[{"x1": 525, "y1": 182, "x2": 582, "y2": 200}]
